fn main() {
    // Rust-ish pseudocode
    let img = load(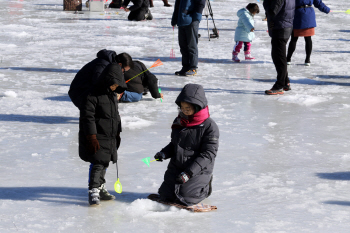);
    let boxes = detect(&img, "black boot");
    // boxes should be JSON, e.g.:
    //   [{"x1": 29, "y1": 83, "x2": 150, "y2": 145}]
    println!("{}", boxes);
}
[
  {"x1": 88, "y1": 188, "x2": 100, "y2": 206},
  {"x1": 99, "y1": 184, "x2": 115, "y2": 200},
  {"x1": 163, "y1": 0, "x2": 172, "y2": 7}
]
